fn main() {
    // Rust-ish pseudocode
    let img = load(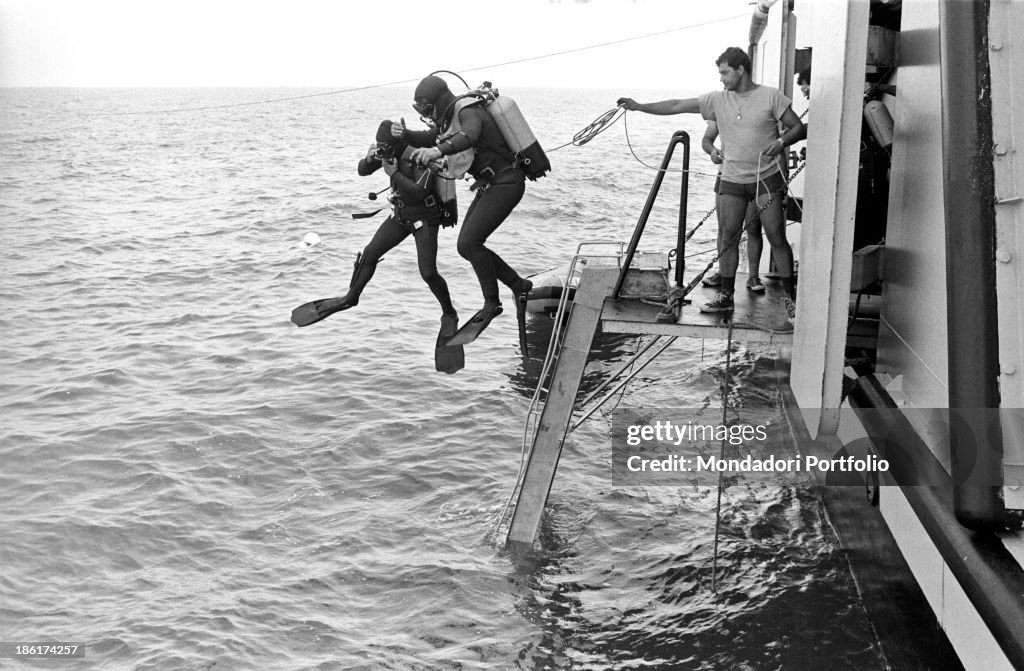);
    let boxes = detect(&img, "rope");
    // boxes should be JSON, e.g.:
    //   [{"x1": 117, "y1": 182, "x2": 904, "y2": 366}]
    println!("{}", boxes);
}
[
  {"x1": 711, "y1": 317, "x2": 736, "y2": 592},
  {"x1": 547, "y1": 106, "x2": 719, "y2": 178},
  {"x1": 548, "y1": 106, "x2": 627, "y2": 152}
]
